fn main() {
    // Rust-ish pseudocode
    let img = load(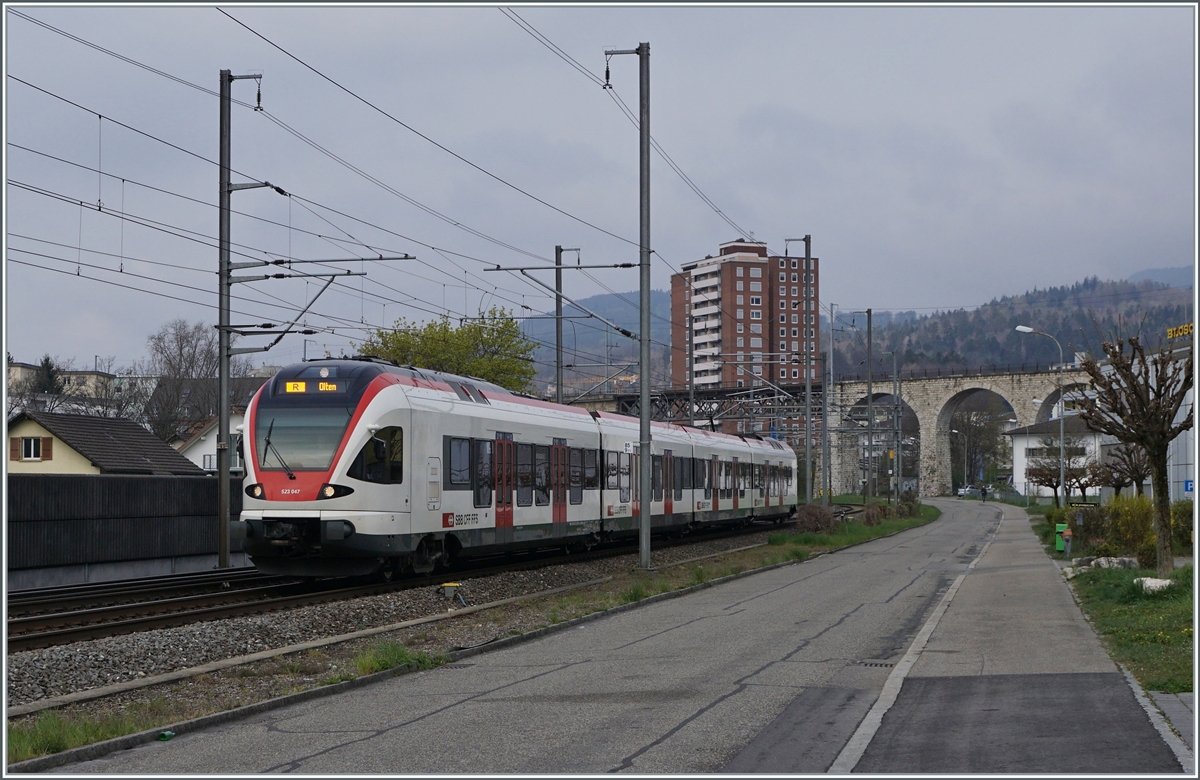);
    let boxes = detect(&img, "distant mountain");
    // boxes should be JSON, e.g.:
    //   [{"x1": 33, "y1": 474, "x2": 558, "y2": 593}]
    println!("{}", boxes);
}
[
  {"x1": 830, "y1": 277, "x2": 1193, "y2": 380},
  {"x1": 1128, "y1": 266, "x2": 1194, "y2": 289},
  {"x1": 522, "y1": 290, "x2": 672, "y2": 393}
]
